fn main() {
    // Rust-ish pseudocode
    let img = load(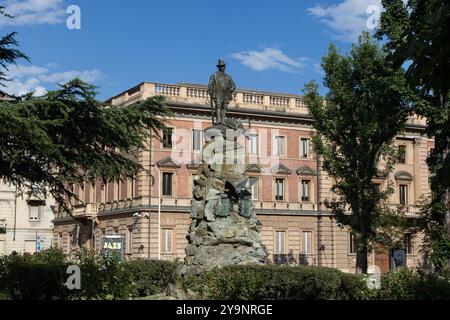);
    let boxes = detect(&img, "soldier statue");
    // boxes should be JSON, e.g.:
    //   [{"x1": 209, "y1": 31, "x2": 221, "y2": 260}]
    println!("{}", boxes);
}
[{"x1": 208, "y1": 59, "x2": 236, "y2": 125}]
